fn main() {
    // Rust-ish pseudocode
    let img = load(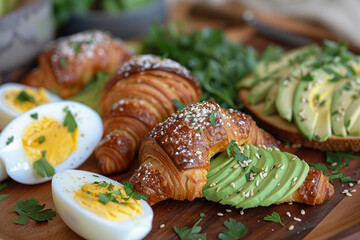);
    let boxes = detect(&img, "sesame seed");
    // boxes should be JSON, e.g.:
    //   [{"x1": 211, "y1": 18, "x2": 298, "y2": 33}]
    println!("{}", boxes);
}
[
  {"x1": 250, "y1": 189, "x2": 254, "y2": 196},
  {"x1": 280, "y1": 165, "x2": 285, "y2": 170},
  {"x1": 231, "y1": 182, "x2": 236, "y2": 188},
  {"x1": 240, "y1": 210, "x2": 244, "y2": 215},
  {"x1": 161, "y1": 131, "x2": 164, "y2": 135},
  {"x1": 233, "y1": 164, "x2": 240, "y2": 169},
  {"x1": 291, "y1": 156, "x2": 296, "y2": 161},
  {"x1": 217, "y1": 213, "x2": 224, "y2": 217},
  {"x1": 160, "y1": 224, "x2": 165, "y2": 229},
  {"x1": 349, "y1": 183, "x2": 354, "y2": 187},
  {"x1": 275, "y1": 174, "x2": 278, "y2": 179},
  {"x1": 276, "y1": 164, "x2": 282, "y2": 168},
  {"x1": 256, "y1": 180, "x2": 259, "y2": 187},
  {"x1": 255, "y1": 153, "x2": 260, "y2": 159},
  {"x1": 216, "y1": 187, "x2": 221, "y2": 192},
  {"x1": 346, "y1": 192, "x2": 352, "y2": 197},
  {"x1": 294, "y1": 217, "x2": 302, "y2": 222},
  {"x1": 331, "y1": 162, "x2": 337, "y2": 166},
  {"x1": 288, "y1": 202, "x2": 293, "y2": 205},
  {"x1": 238, "y1": 187, "x2": 244, "y2": 192},
  {"x1": 226, "y1": 209, "x2": 232, "y2": 213},
  {"x1": 301, "y1": 210, "x2": 305, "y2": 215},
  {"x1": 288, "y1": 225, "x2": 295, "y2": 231},
  {"x1": 241, "y1": 192, "x2": 246, "y2": 198},
  {"x1": 342, "y1": 189, "x2": 349, "y2": 194},
  {"x1": 351, "y1": 189, "x2": 357, "y2": 193},
  {"x1": 286, "y1": 212, "x2": 291, "y2": 217}
]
